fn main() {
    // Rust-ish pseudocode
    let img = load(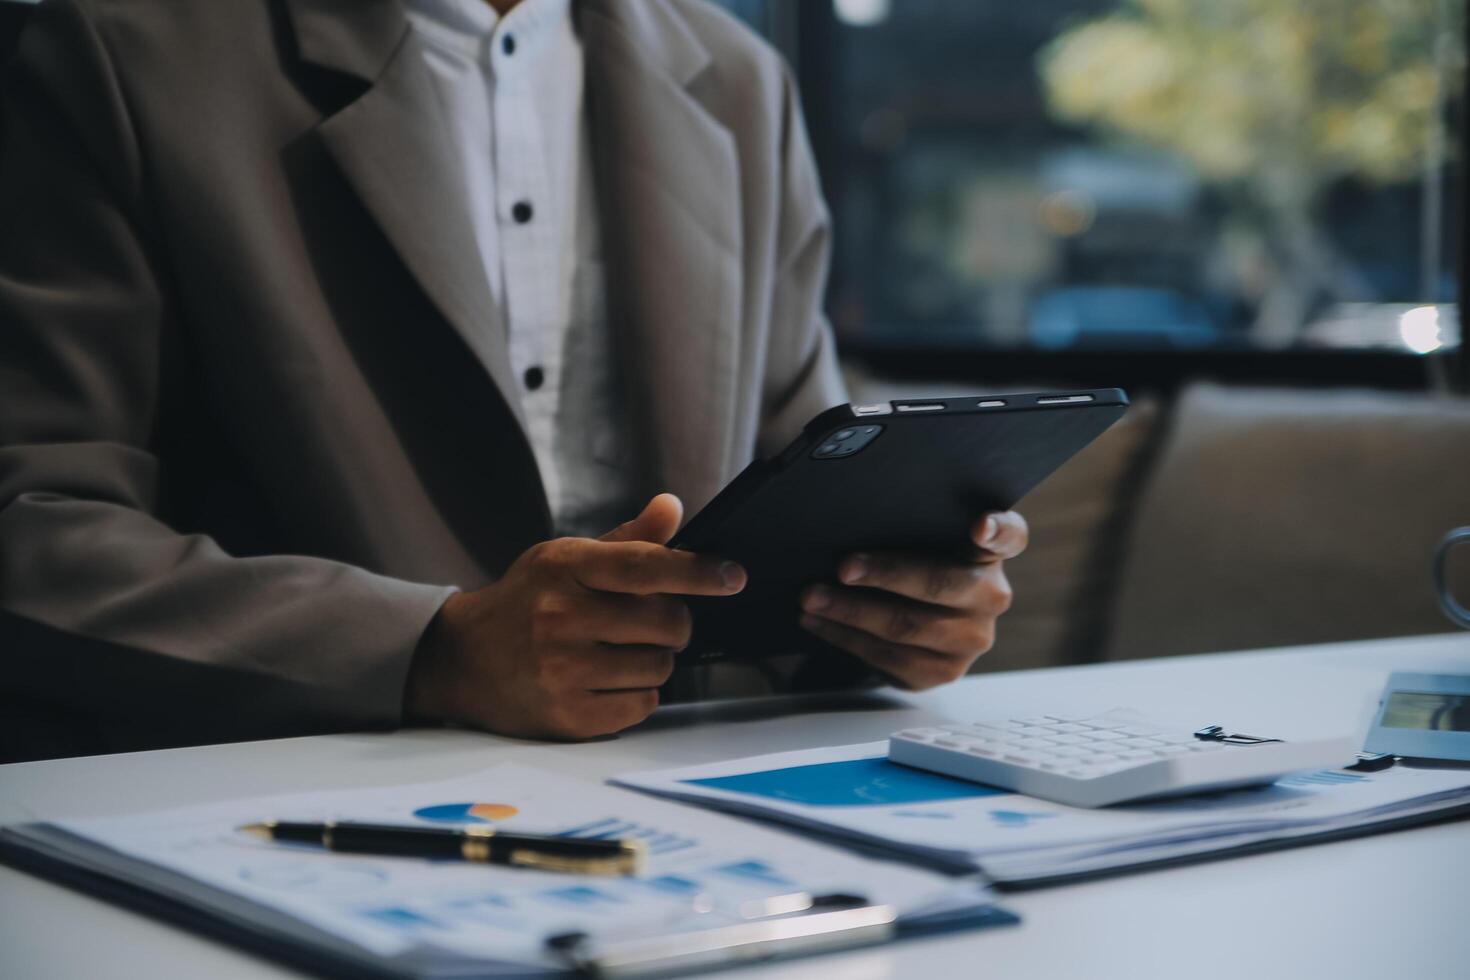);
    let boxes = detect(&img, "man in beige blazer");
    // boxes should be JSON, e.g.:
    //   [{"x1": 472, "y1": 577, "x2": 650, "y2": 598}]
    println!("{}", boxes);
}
[{"x1": 0, "y1": 0, "x2": 1025, "y2": 761}]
